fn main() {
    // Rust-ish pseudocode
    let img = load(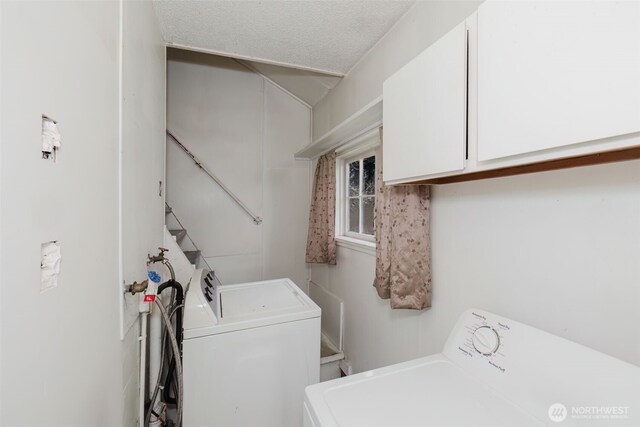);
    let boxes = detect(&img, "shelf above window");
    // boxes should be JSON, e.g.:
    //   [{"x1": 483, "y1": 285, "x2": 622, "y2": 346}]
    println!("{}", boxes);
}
[{"x1": 294, "y1": 97, "x2": 382, "y2": 160}]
